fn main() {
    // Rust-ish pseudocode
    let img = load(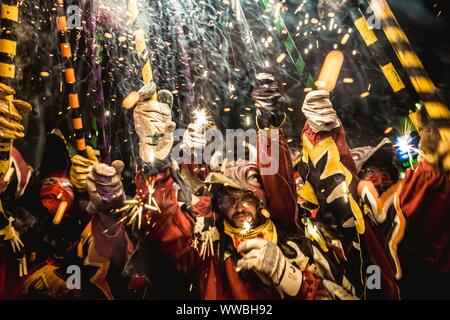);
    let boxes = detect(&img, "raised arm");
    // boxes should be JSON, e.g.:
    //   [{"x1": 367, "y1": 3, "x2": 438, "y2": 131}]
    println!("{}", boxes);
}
[{"x1": 251, "y1": 73, "x2": 299, "y2": 231}]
